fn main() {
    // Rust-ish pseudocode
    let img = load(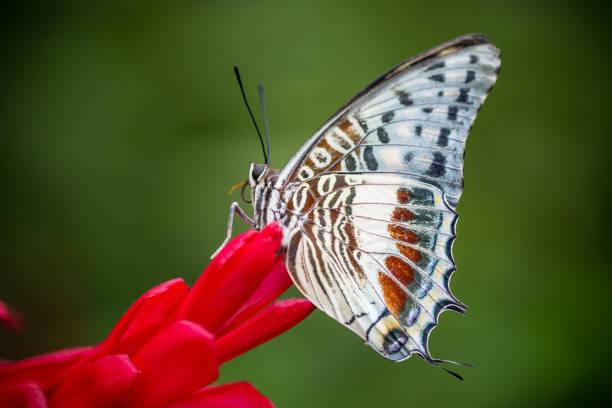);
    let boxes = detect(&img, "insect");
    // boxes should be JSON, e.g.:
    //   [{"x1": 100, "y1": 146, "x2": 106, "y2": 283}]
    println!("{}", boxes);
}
[{"x1": 216, "y1": 34, "x2": 500, "y2": 378}]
